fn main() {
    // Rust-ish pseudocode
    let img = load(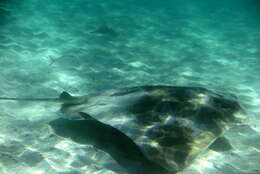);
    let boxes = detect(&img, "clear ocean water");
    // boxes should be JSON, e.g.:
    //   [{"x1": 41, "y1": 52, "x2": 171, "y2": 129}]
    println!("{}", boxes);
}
[{"x1": 0, "y1": 0, "x2": 259, "y2": 174}]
